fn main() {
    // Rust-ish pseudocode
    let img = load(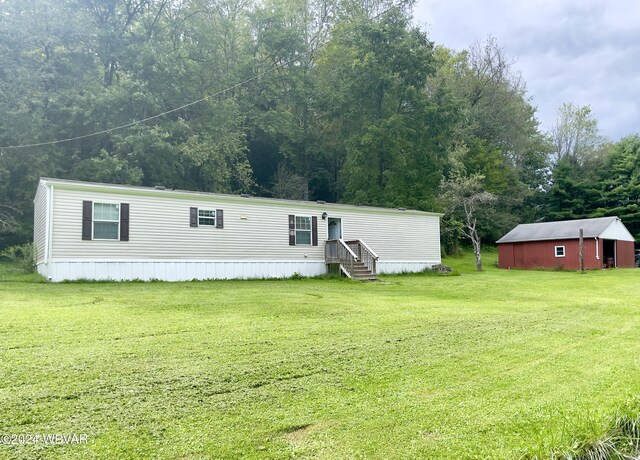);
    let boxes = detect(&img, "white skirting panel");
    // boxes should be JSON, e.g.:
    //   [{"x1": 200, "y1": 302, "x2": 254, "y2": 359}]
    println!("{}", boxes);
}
[
  {"x1": 37, "y1": 260, "x2": 327, "y2": 282},
  {"x1": 377, "y1": 261, "x2": 440, "y2": 274},
  {"x1": 37, "y1": 259, "x2": 440, "y2": 282}
]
